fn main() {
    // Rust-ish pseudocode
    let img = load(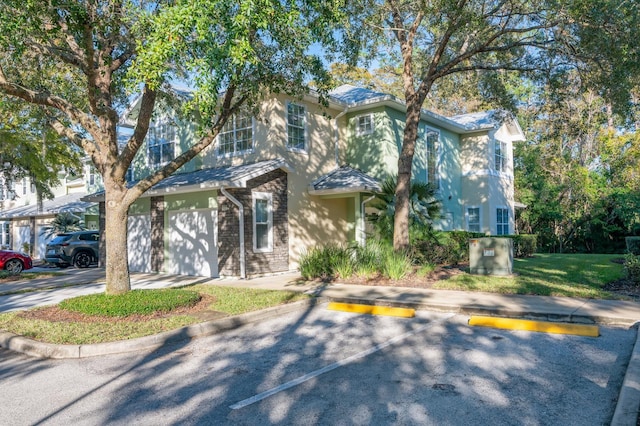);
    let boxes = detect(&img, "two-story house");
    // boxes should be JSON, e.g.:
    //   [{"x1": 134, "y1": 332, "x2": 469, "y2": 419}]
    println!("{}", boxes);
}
[{"x1": 0, "y1": 84, "x2": 524, "y2": 278}]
